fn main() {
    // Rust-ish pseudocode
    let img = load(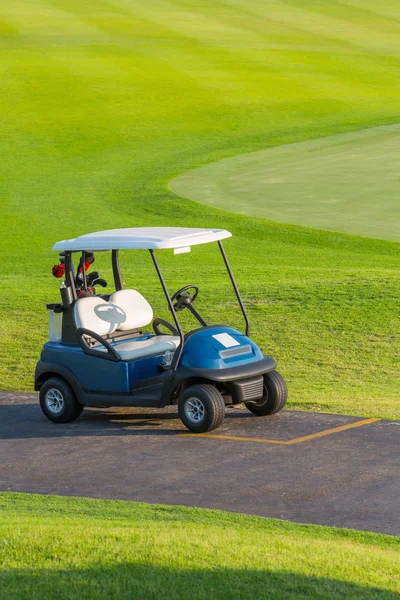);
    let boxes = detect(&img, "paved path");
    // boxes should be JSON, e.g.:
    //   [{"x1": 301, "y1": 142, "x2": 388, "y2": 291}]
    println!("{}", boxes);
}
[{"x1": 1, "y1": 392, "x2": 399, "y2": 535}]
